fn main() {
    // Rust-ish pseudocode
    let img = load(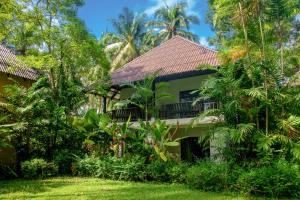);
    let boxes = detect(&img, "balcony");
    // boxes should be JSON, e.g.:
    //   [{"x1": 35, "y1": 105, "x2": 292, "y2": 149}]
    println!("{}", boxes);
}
[
  {"x1": 109, "y1": 101, "x2": 218, "y2": 122},
  {"x1": 159, "y1": 101, "x2": 218, "y2": 120}
]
